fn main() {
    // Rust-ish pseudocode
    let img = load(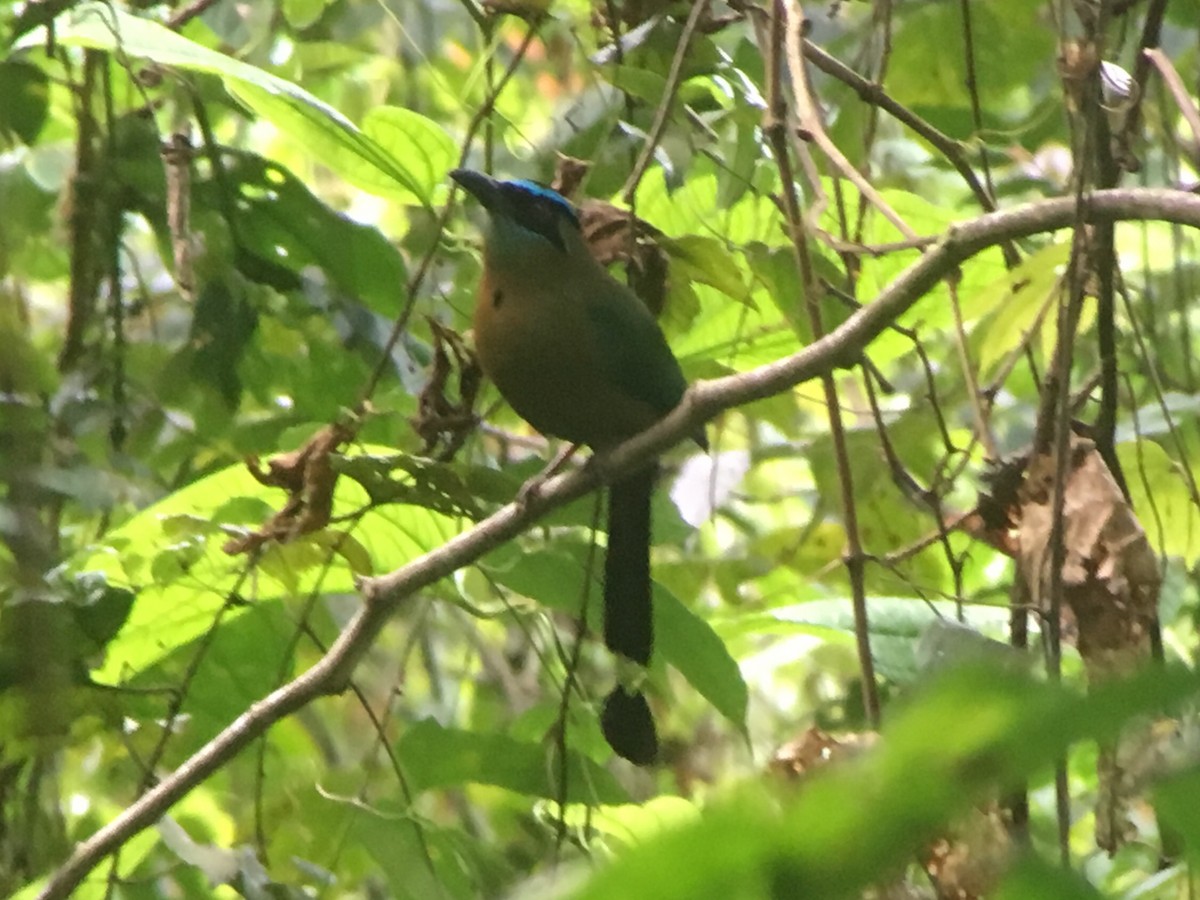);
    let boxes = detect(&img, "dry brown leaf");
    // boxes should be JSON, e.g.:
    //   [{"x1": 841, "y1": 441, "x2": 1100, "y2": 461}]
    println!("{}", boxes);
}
[
  {"x1": 1014, "y1": 433, "x2": 1162, "y2": 851},
  {"x1": 223, "y1": 421, "x2": 353, "y2": 555},
  {"x1": 412, "y1": 318, "x2": 481, "y2": 461},
  {"x1": 1016, "y1": 435, "x2": 1159, "y2": 679},
  {"x1": 921, "y1": 804, "x2": 1011, "y2": 900},
  {"x1": 552, "y1": 155, "x2": 671, "y2": 316}
]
